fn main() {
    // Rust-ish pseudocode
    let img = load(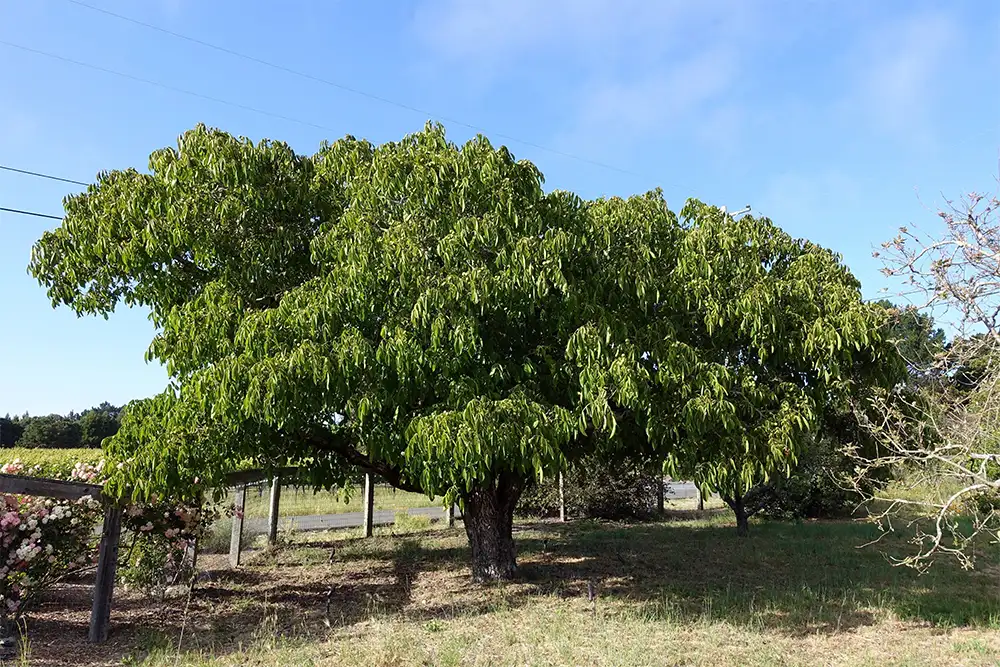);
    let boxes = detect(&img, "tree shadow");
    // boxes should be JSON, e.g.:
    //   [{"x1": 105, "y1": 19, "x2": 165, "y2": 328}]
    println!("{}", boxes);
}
[
  {"x1": 23, "y1": 517, "x2": 1000, "y2": 665},
  {"x1": 513, "y1": 519, "x2": 1000, "y2": 634}
]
